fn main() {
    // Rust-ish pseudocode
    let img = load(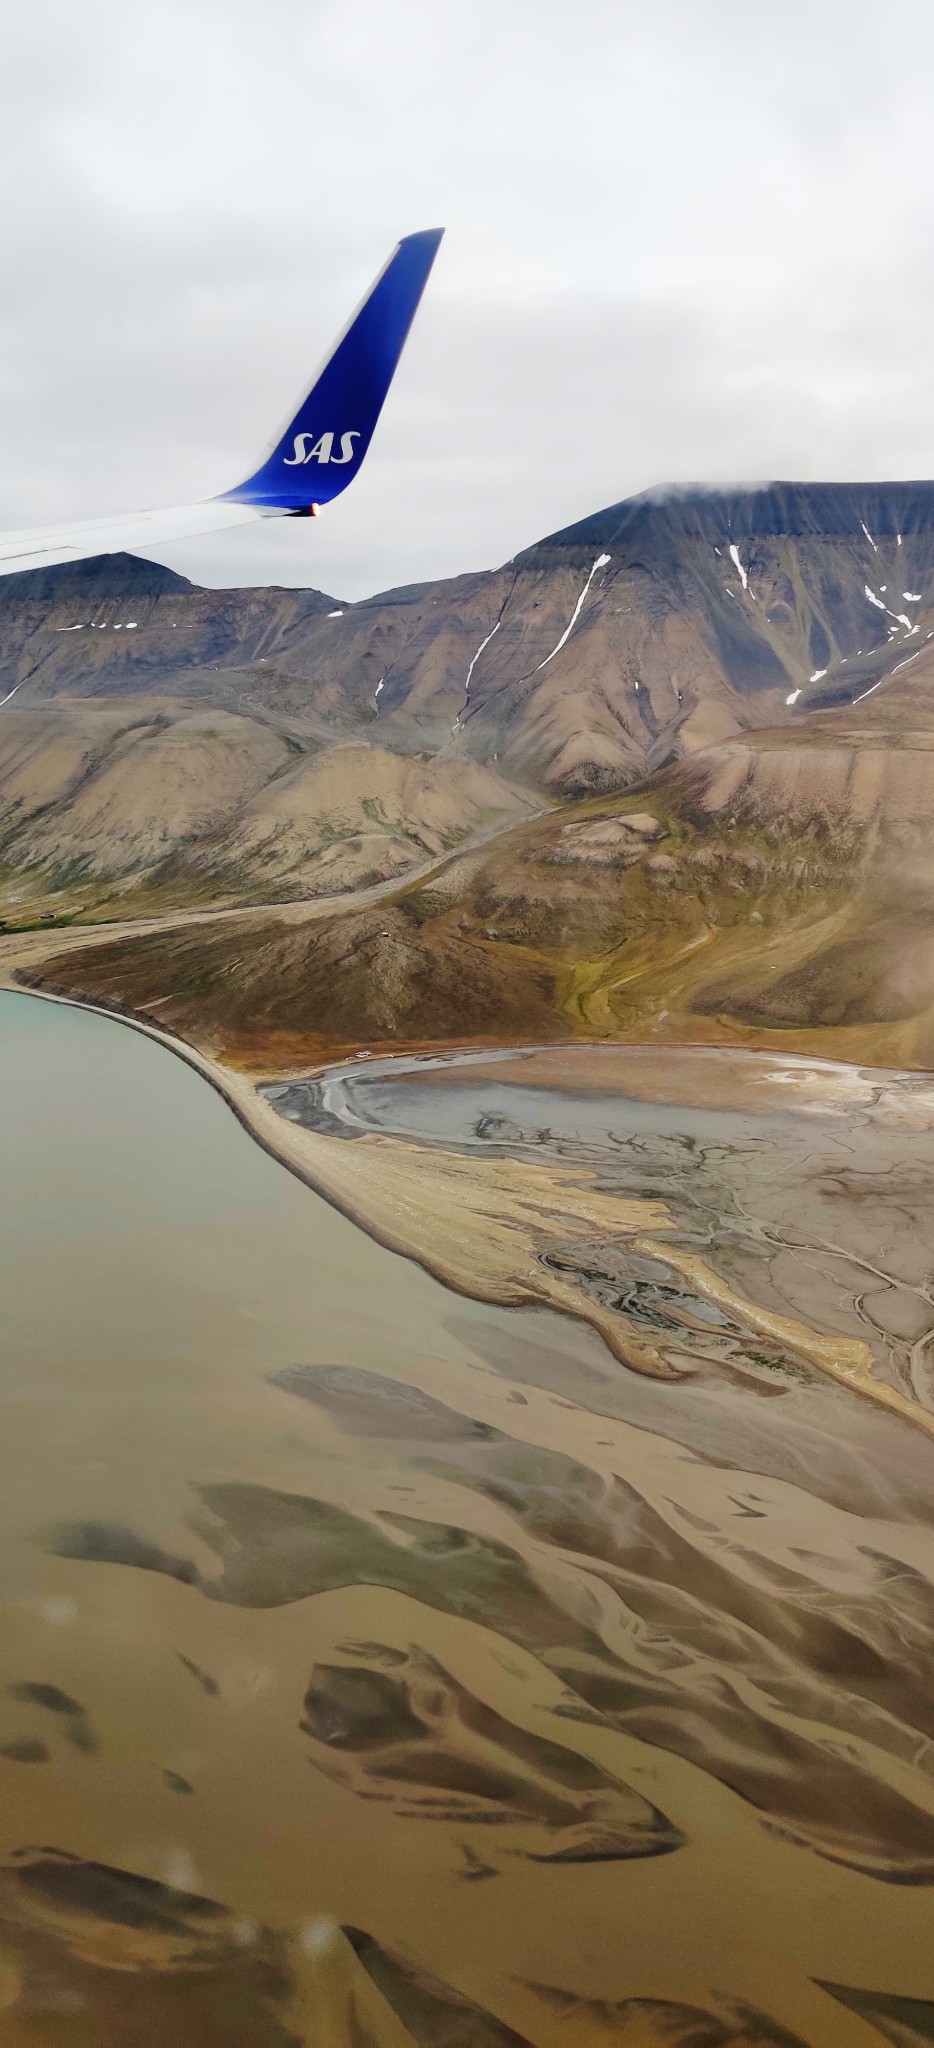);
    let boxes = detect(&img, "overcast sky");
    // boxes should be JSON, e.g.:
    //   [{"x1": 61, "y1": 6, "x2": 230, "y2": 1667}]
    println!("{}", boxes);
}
[{"x1": 3, "y1": 0, "x2": 934, "y2": 598}]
